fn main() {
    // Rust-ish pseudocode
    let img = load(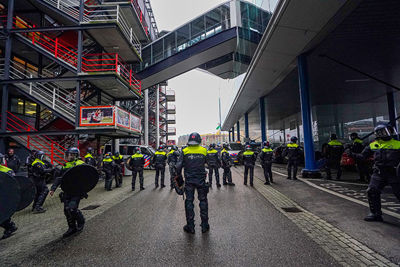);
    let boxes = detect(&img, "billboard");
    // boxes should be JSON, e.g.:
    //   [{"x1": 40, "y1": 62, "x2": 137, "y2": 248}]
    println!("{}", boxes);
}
[
  {"x1": 116, "y1": 107, "x2": 130, "y2": 129},
  {"x1": 130, "y1": 114, "x2": 141, "y2": 132},
  {"x1": 80, "y1": 106, "x2": 114, "y2": 126}
]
